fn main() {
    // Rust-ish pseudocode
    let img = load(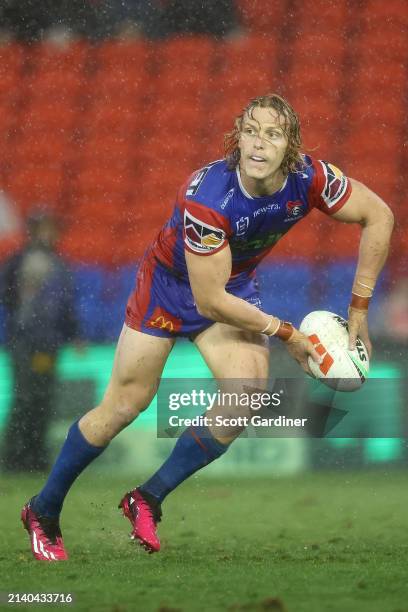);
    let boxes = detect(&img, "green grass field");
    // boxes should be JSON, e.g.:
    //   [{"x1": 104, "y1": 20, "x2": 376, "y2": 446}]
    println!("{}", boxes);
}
[{"x1": 1, "y1": 470, "x2": 408, "y2": 612}]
